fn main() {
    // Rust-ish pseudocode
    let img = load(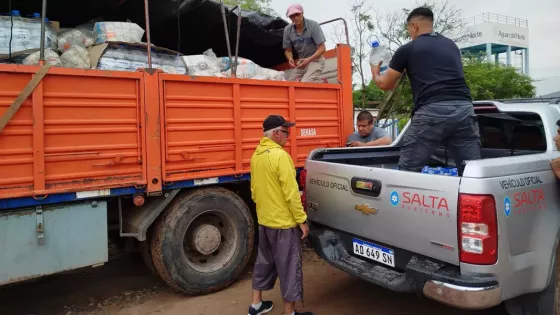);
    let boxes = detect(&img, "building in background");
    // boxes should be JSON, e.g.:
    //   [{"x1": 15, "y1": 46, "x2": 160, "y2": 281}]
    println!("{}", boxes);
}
[{"x1": 458, "y1": 13, "x2": 529, "y2": 74}]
